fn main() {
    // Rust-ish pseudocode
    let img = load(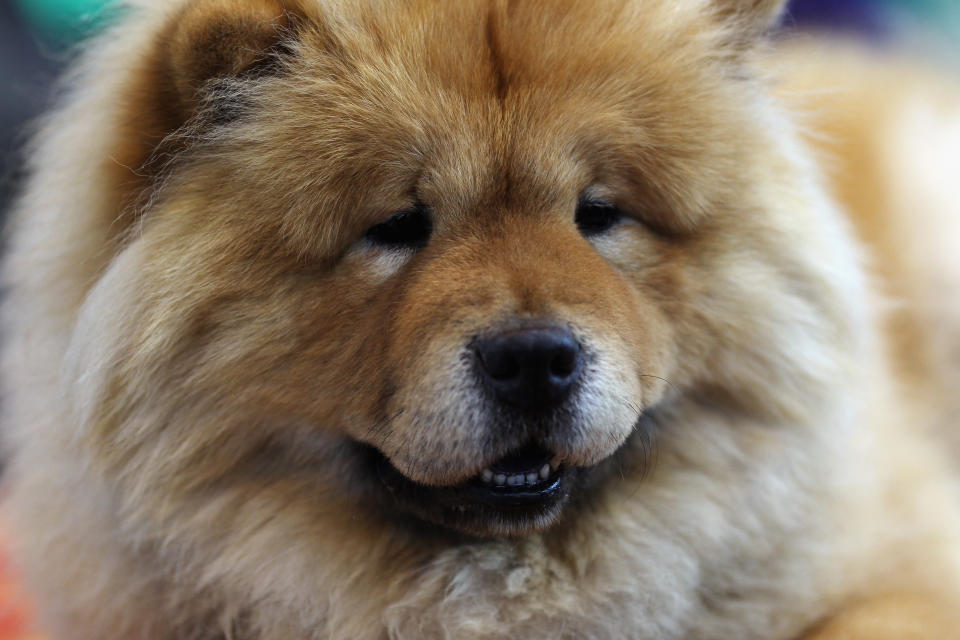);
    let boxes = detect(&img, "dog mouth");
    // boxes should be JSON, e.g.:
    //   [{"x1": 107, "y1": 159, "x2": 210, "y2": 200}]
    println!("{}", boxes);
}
[
  {"x1": 360, "y1": 412, "x2": 658, "y2": 536},
  {"x1": 464, "y1": 443, "x2": 564, "y2": 505},
  {"x1": 365, "y1": 441, "x2": 578, "y2": 537}
]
